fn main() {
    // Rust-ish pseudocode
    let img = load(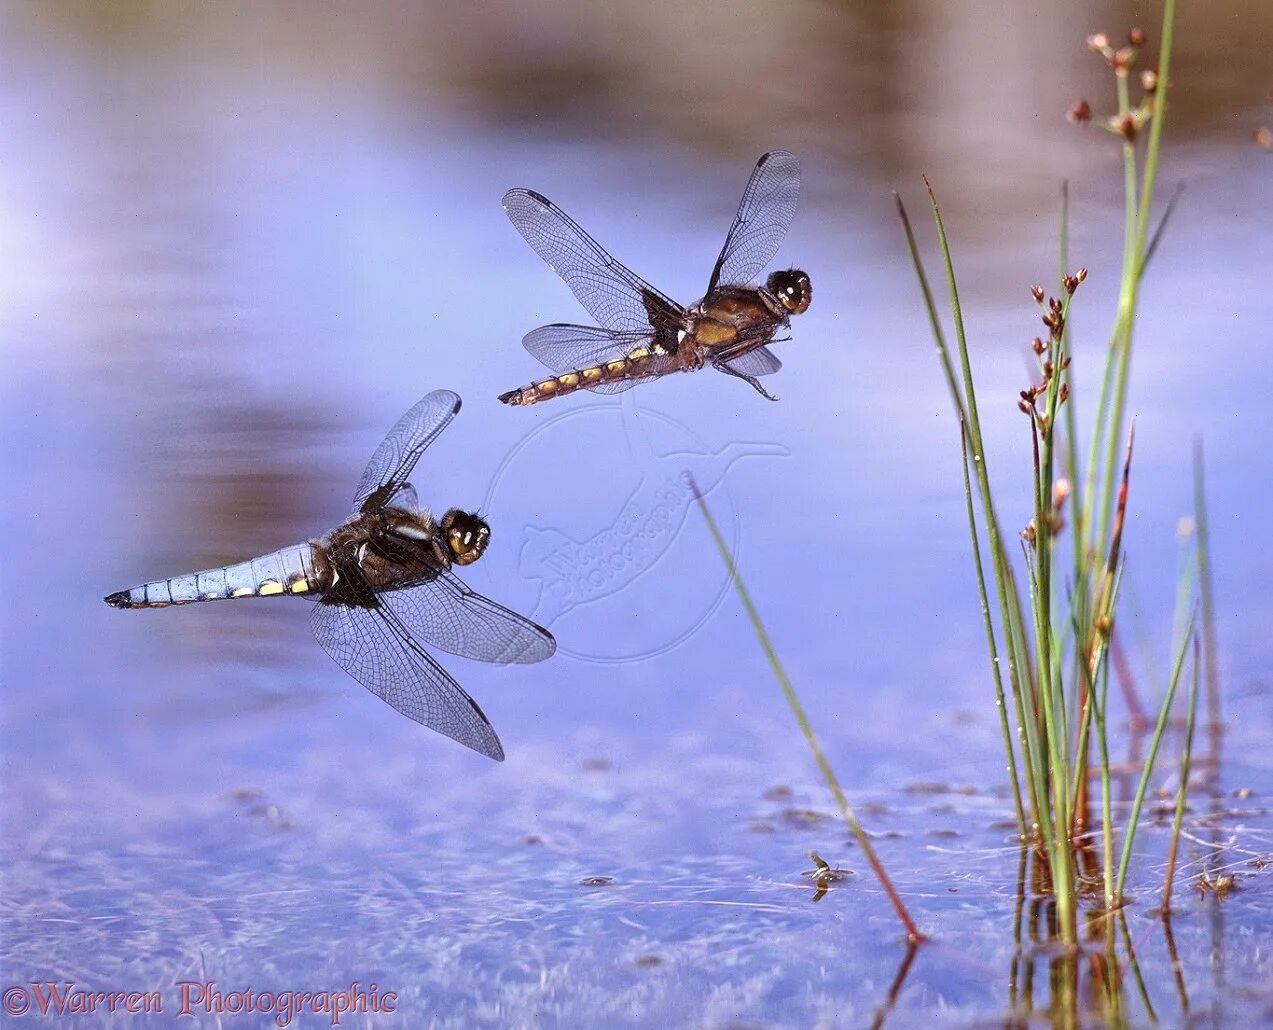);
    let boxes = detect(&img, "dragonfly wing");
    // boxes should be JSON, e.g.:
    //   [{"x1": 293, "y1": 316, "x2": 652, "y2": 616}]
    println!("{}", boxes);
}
[
  {"x1": 351, "y1": 390, "x2": 461, "y2": 515},
  {"x1": 717, "y1": 344, "x2": 782, "y2": 378},
  {"x1": 503, "y1": 188, "x2": 687, "y2": 333},
  {"x1": 707, "y1": 151, "x2": 801, "y2": 293},
  {"x1": 380, "y1": 569, "x2": 557, "y2": 665},
  {"x1": 310, "y1": 596, "x2": 505, "y2": 760},
  {"x1": 522, "y1": 323, "x2": 677, "y2": 394}
]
